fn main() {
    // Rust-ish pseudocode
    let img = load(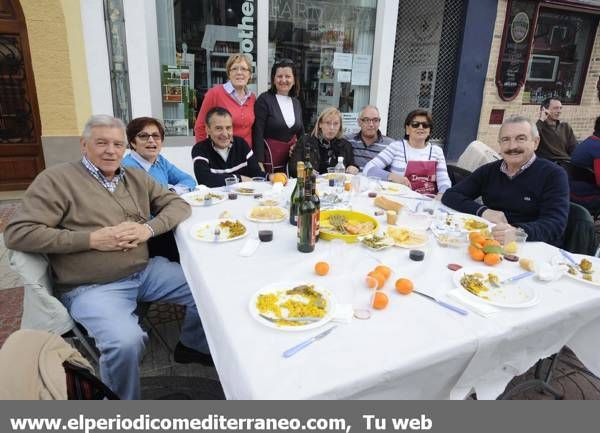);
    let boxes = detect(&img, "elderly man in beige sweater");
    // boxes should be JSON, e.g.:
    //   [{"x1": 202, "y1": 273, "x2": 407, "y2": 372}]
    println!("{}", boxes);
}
[{"x1": 4, "y1": 115, "x2": 210, "y2": 400}]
